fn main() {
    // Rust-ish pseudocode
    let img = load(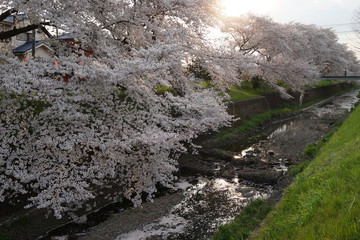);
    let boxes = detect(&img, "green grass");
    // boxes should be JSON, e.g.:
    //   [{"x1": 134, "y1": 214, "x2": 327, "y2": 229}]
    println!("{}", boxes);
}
[
  {"x1": 212, "y1": 199, "x2": 273, "y2": 240},
  {"x1": 287, "y1": 161, "x2": 312, "y2": 177},
  {"x1": 197, "y1": 81, "x2": 213, "y2": 89},
  {"x1": 251, "y1": 104, "x2": 360, "y2": 240},
  {"x1": 228, "y1": 79, "x2": 344, "y2": 102},
  {"x1": 229, "y1": 79, "x2": 343, "y2": 102},
  {"x1": 228, "y1": 81, "x2": 276, "y2": 102},
  {"x1": 200, "y1": 79, "x2": 346, "y2": 102},
  {"x1": 313, "y1": 80, "x2": 339, "y2": 88},
  {"x1": 300, "y1": 80, "x2": 343, "y2": 90},
  {"x1": 196, "y1": 78, "x2": 274, "y2": 102},
  {"x1": 228, "y1": 86, "x2": 266, "y2": 101},
  {"x1": 154, "y1": 84, "x2": 174, "y2": 95},
  {"x1": 213, "y1": 108, "x2": 290, "y2": 142}
]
